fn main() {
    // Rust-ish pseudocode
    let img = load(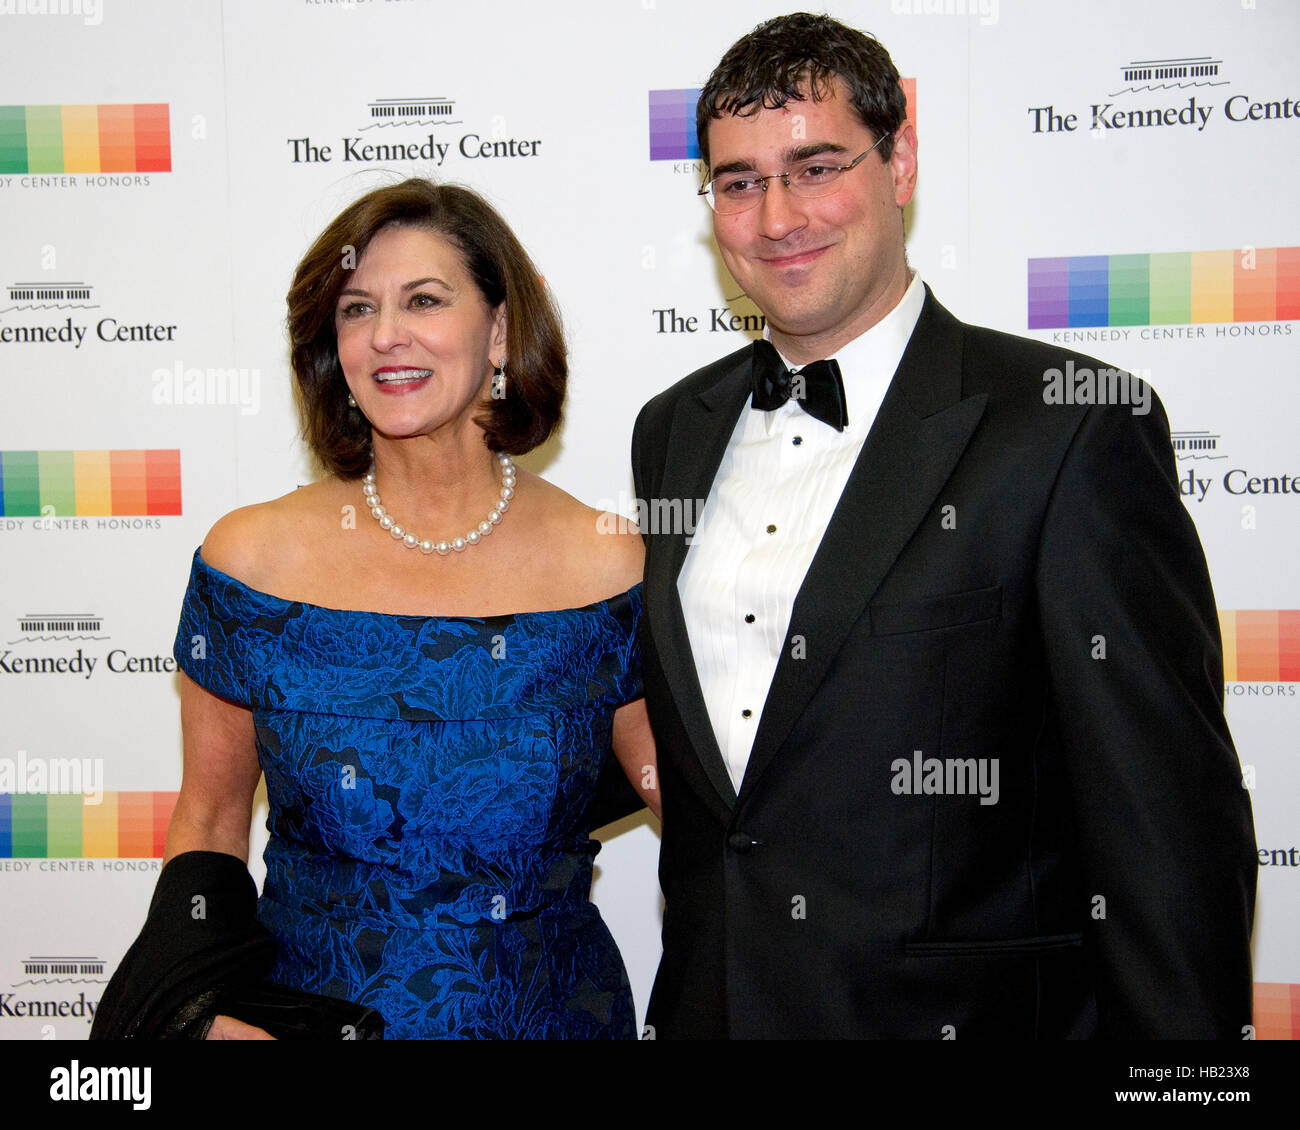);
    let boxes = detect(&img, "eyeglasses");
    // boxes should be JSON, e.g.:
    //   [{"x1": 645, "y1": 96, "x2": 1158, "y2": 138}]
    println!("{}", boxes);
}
[{"x1": 697, "y1": 133, "x2": 892, "y2": 215}]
